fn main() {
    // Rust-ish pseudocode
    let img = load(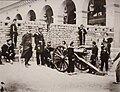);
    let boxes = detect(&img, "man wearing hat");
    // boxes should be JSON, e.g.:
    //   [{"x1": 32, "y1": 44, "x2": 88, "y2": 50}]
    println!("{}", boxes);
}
[
  {"x1": 1, "y1": 39, "x2": 15, "y2": 64},
  {"x1": 33, "y1": 27, "x2": 45, "y2": 65},
  {"x1": 78, "y1": 24, "x2": 87, "y2": 45}
]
